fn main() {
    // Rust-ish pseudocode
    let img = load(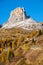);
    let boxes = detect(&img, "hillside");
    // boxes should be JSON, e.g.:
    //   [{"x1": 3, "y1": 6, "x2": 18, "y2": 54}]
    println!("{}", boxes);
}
[
  {"x1": 0, "y1": 7, "x2": 43, "y2": 65},
  {"x1": 0, "y1": 28, "x2": 43, "y2": 65}
]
